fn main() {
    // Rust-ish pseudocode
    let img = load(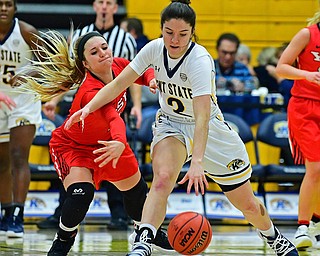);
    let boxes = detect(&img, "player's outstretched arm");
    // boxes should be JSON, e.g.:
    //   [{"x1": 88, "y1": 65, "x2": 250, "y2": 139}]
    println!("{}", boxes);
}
[{"x1": 65, "y1": 65, "x2": 140, "y2": 129}]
